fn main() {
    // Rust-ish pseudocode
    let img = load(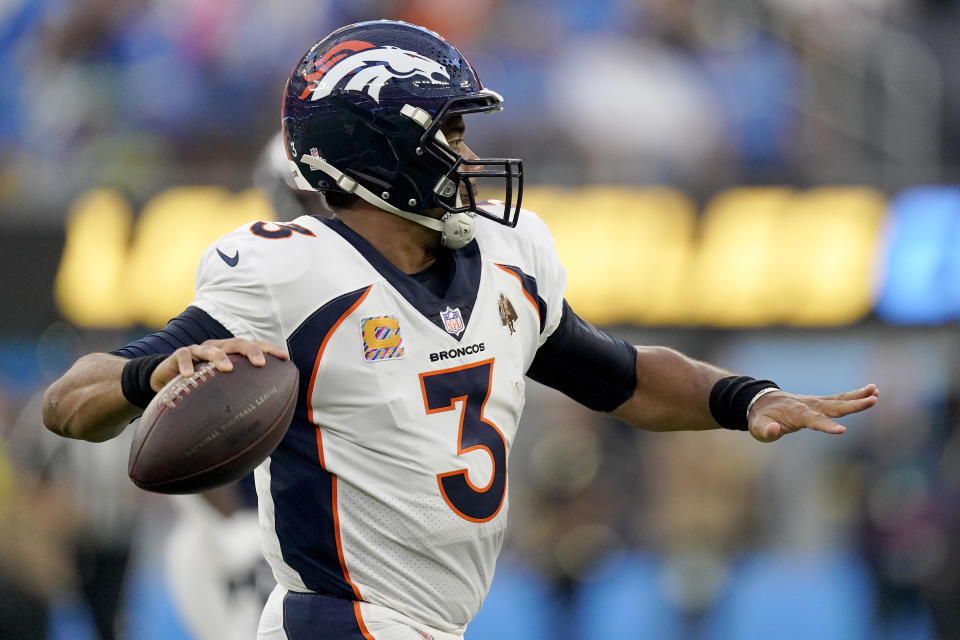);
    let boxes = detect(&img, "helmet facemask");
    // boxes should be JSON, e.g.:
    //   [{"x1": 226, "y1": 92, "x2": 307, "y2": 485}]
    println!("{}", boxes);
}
[{"x1": 416, "y1": 92, "x2": 524, "y2": 229}]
